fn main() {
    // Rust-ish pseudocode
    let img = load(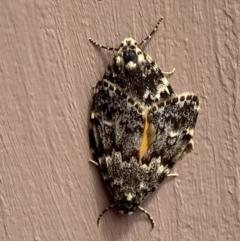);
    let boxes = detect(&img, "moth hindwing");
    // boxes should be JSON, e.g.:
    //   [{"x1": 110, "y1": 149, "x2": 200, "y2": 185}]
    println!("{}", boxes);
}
[{"x1": 89, "y1": 17, "x2": 200, "y2": 231}]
